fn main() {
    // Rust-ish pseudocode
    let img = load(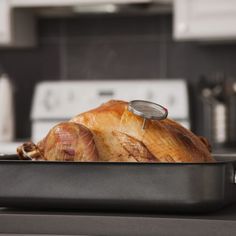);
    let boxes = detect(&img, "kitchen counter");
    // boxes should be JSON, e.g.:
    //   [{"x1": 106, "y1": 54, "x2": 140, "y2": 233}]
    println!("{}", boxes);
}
[
  {"x1": 1, "y1": 205, "x2": 236, "y2": 236},
  {"x1": 0, "y1": 142, "x2": 22, "y2": 155}
]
